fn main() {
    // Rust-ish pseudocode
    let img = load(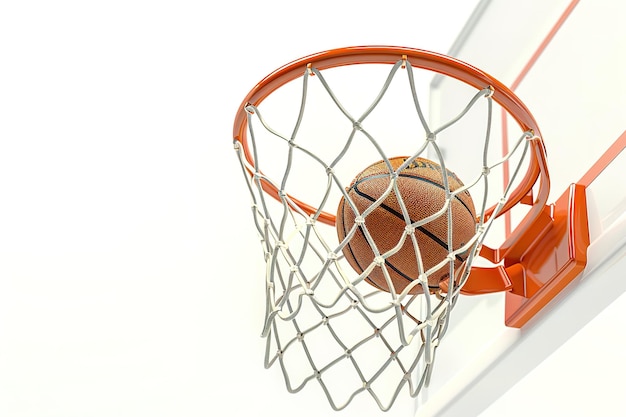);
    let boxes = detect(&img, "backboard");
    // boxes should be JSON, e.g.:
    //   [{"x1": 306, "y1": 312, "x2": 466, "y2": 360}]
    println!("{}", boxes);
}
[{"x1": 423, "y1": 0, "x2": 626, "y2": 415}]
